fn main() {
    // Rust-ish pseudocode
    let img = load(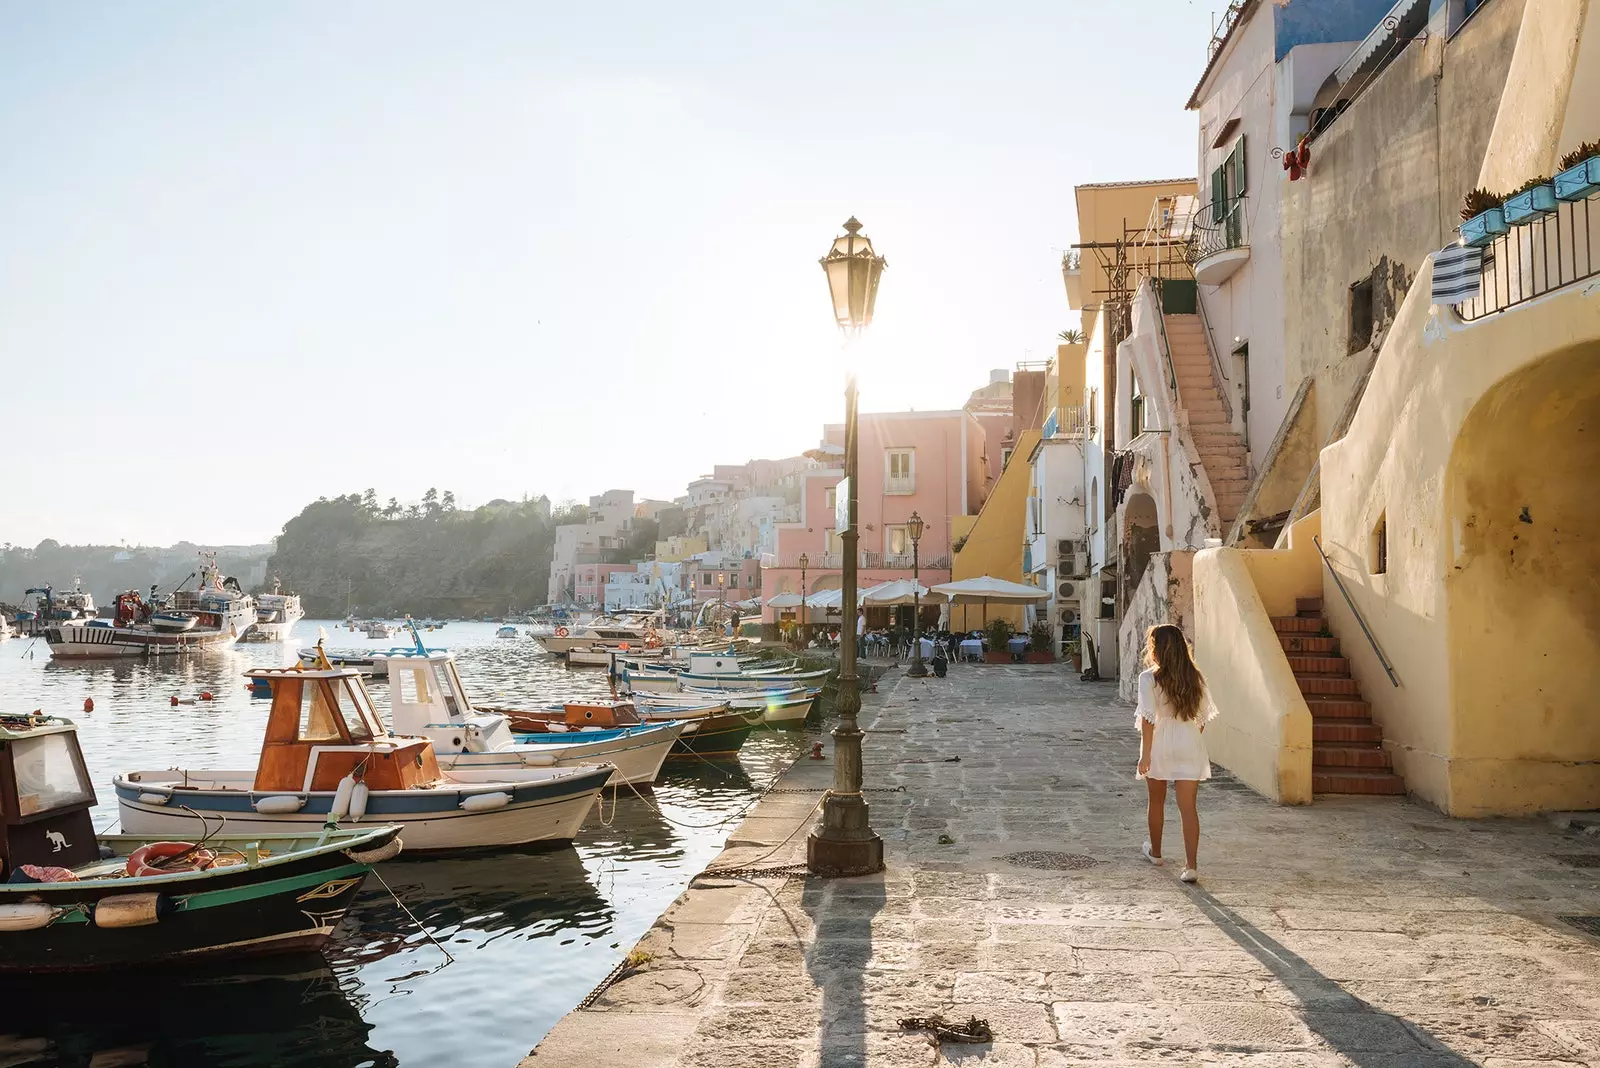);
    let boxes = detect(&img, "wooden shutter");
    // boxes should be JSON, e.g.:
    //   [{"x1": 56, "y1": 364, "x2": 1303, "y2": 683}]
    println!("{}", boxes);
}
[
  {"x1": 1232, "y1": 135, "x2": 1247, "y2": 197},
  {"x1": 1211, "y1": 164, "x2": 1227, "y2": 222}
]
